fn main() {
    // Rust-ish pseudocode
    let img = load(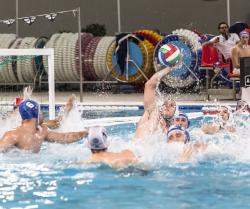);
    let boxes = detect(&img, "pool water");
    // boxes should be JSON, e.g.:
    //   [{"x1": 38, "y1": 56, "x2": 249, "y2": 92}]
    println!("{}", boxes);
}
[{"x1": 1, "y1": 107, "x2": 250, "y2": 209}]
